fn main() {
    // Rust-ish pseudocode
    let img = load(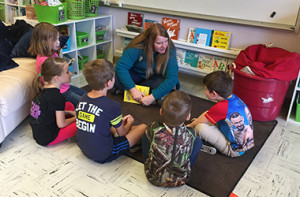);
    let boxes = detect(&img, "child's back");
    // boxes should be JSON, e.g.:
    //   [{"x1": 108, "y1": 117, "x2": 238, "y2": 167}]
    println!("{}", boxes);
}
[
  {"x1": 30, "y1": 57, "x2": 77, "y2": 146},
  {"x1": 143, "y1": 91, "x2": 202, "y2": 187},
  {"x1": 30, "y1": 87, "x2": 65, "y2": 146},
  {"x1": 144, "y1": 121, "x2": 197, "y2": 187}
]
